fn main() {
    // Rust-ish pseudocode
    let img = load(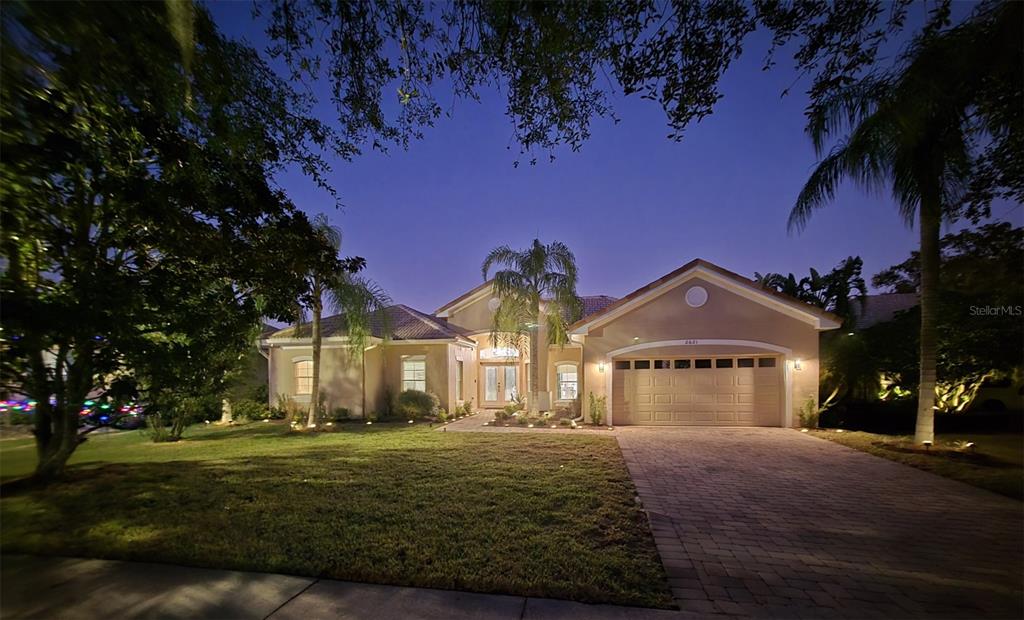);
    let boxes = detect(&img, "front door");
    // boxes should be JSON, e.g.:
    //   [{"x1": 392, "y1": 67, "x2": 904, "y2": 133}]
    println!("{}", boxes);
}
[{"x1": 482, "y1": 364, "x2": 518, "y2": 408}]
